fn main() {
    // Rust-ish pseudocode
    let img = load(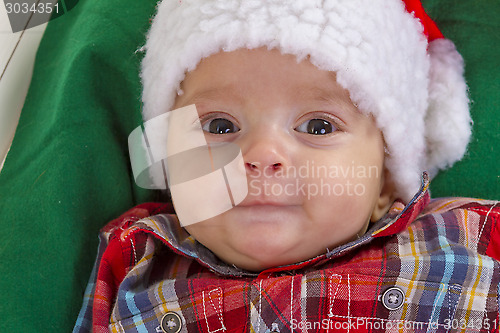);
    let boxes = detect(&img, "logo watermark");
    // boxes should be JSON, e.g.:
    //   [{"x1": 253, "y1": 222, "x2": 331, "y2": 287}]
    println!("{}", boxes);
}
[
  {"x1": 129, "y1": 105, "x2": 248, "y2": 227},
  {"x1": 247, "y1": 160, "x2": 379, "y2": 181},
  {"x1": 249, "y1": 178, "x2": 369, "y2": 200},
  {"x1": 3, "y1": 0, "x2": 78, "y2": 33},
  {"x1": 247, "y1": 161, "x2": 380, "y2": 200},
  {"x1": 290, "y1": 318, "x2": 426, "y2": 331}
]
